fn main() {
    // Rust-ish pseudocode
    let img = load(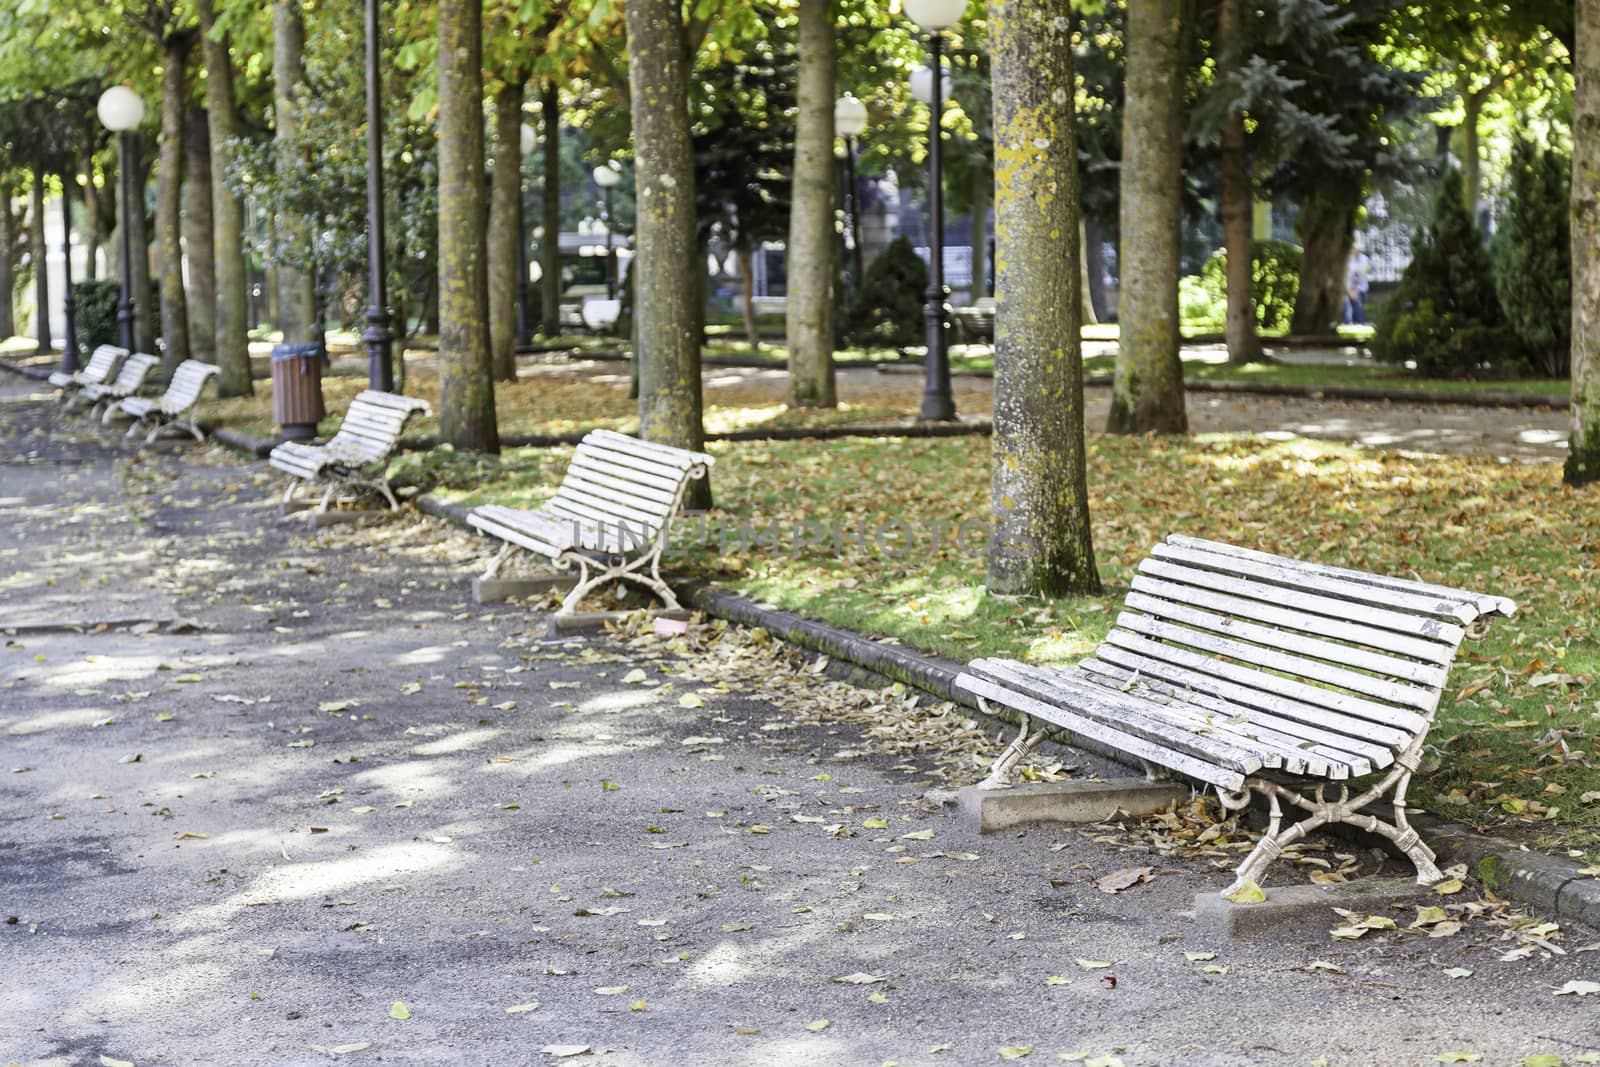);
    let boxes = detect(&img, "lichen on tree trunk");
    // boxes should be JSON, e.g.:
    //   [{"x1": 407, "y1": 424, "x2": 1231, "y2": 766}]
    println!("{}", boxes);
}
[
  {"x1": 183, "y1": 103, "x2": 216, "y2": 361},
  {"x1": 986, "y1": 0, "x2": 1101, "y2": 598},
  {"x1": 784, "y1": 0, "x2": 837, "y2": 409},
  {"x1": 1289, "y1": 187, "x2": 1357, "y2": 335},
  {"x1": 1569, "y1": 0, "x2": 1600, "y2": 488},
  {"x1": 1217, "y1": 0, "x2": 1263, "y2": 366},
  {"x1": 437, "y1": 0, "x2": 500, "y2": 453},
  {"x1": 197, "y1": 0, "x2": 254, "y2": 396},
  {"x1": 488, "y1": 78, "x2": 525, "y2": 383},
  {"x1": 539, "y1": 82, "x2": 562, "y2": 340},
  {"x1": 273, "y1": 1, "x2": 317, "y2": 346},
  {"x1": 1107, "y1": 0, "x2": 1187, "y2": 435},
  {"x1": 30, "y1": 174, "x2": 49, "y2": 353},
  {"x1": 626, "y1": 0, "x2": 709, "y2": 508}
]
